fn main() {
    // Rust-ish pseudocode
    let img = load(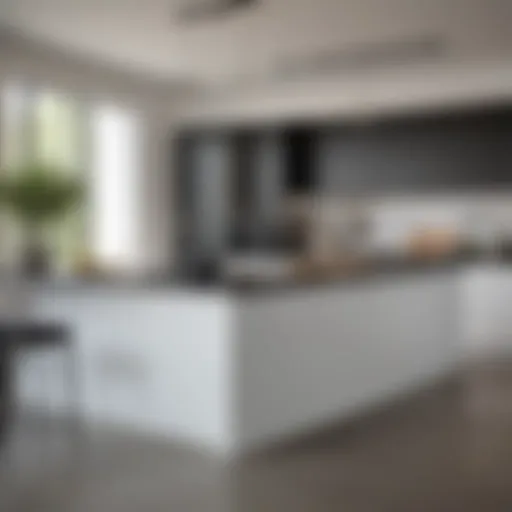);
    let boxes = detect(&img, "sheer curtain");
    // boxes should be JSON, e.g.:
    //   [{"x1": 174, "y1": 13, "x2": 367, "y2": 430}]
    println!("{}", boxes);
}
[
  {"x1": 90, "y1": 104, "x2": 145, "y2": 274},
  {"x1": 1, "y1": 83, "x2": 35, "y2": 268}
]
